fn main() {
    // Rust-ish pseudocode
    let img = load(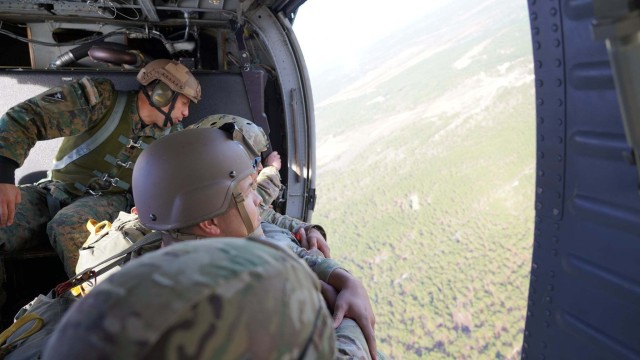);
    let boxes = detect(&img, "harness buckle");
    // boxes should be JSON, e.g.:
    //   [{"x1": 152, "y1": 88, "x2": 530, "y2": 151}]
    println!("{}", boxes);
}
[
  {"x1": 118, "y1": 135, "x2": 147, "y2": 150},
  {"x1": 105, "y1": 154, "x2": 134, "y2": 168},
  {"x1": 75, "y1": 182, "x2": 102, "y2": 197},
  {"x1": 91, "y1": 171, "x2": 131, "y2": 191}
]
